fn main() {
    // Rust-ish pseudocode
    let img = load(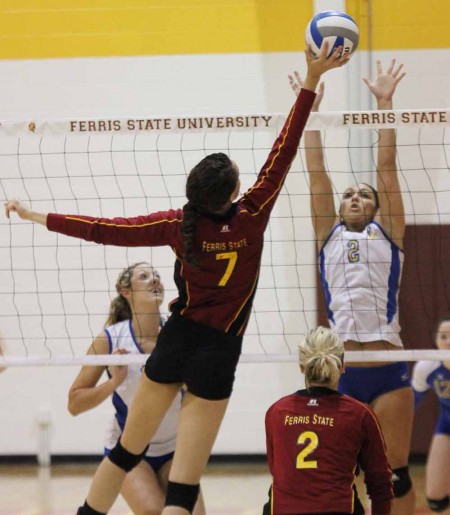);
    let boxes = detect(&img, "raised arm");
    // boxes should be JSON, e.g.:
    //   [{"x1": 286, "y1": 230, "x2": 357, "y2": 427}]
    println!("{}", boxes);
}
[
  {"x1": 288, "y1": 72, "x2": 337, "y2": 246},
  {"x1": 67, "y1": 333, "x2": 128, "y2": 416},
  {"x1": 239, "y1": 44, "x2": 349, "y2": 226},
  {"x1": 363, "y1": 59, "x2": 406, "y2": 247}
]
